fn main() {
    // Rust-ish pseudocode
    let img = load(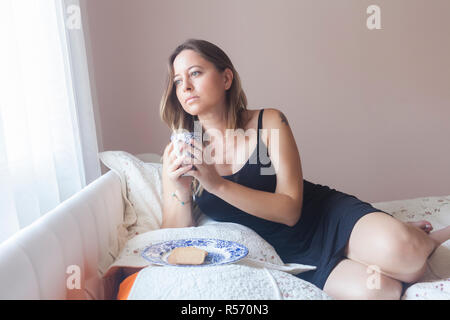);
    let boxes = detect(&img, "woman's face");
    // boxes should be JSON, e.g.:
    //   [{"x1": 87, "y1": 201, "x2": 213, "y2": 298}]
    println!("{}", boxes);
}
[{"x1": 172, "y1": 49, "x2": 232, "y2": 116}]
